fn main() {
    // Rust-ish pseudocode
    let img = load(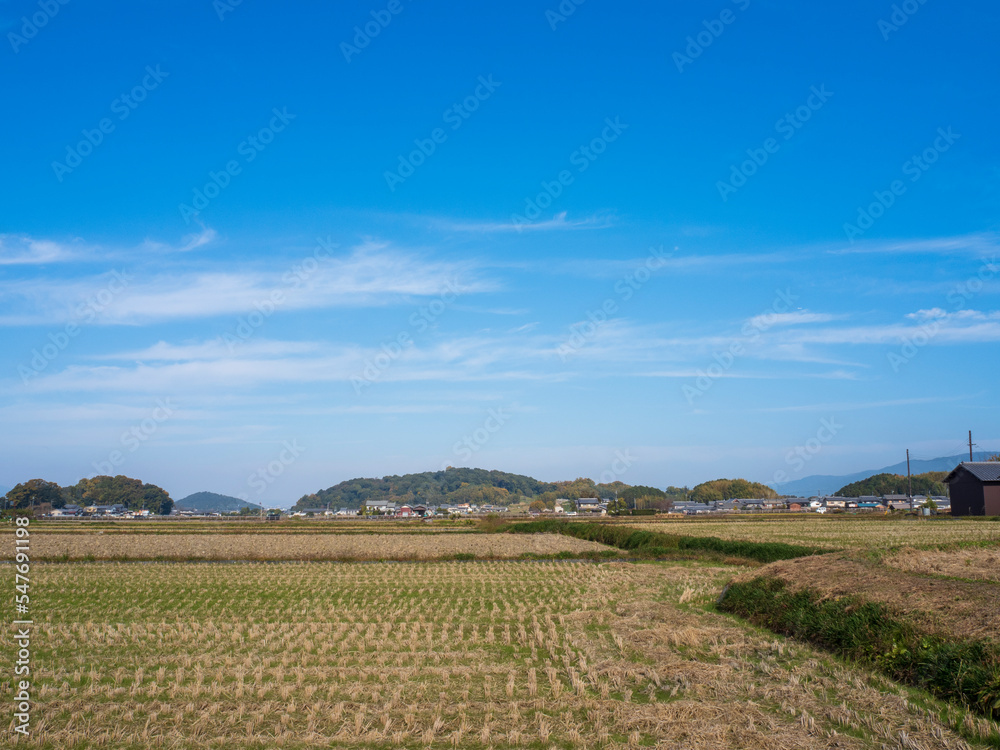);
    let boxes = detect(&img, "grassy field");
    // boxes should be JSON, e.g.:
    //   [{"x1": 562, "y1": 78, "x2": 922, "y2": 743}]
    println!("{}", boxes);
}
[
  {"x1": 621, "y1": 515, "x2": 1000, "y2": 550},
  {"x1": 4, "y1": 517, "x2": 1000, "y2": 748},
  {"x1": 6, "y1": 558, "x2": 1000, "y2": 749},
  {"x1": 35, "y1": 518, "x2": 486, "y2": 535},
  {"x1": 28, "y1": 531, "x2": 613, "y2": 561}
]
